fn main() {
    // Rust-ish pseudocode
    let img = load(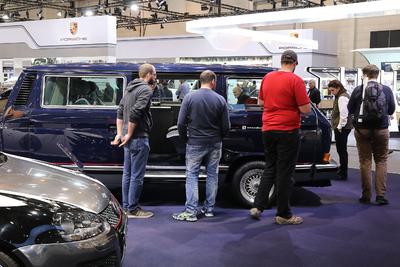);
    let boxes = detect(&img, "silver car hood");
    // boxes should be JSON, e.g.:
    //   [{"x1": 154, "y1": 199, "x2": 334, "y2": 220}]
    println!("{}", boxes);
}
[{"x1": 0, "y1": 153, "x2": 111, "y2": 214}]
